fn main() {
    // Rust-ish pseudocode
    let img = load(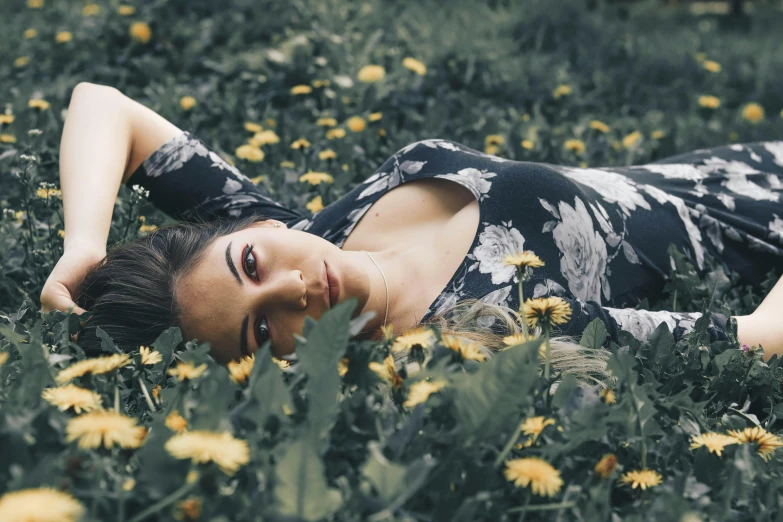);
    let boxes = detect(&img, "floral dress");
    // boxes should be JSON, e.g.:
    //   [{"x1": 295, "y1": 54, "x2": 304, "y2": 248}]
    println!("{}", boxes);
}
[{"x1": 128, "y1": 132, "x2": 783, "y2": 344}]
